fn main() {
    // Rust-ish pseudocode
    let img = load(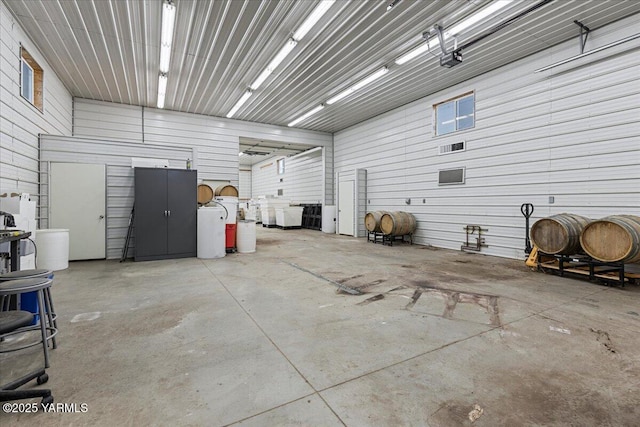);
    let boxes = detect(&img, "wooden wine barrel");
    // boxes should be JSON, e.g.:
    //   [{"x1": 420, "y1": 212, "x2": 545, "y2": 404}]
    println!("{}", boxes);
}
[
  {"x1": 580, "y1": 215, "x2": 640, "y2": 263},
  {"x1": 214, "y1": 184, "x2": 238, "y2": 197},
  {"x1": 530, "y1": 213, "x2": 590, "y2": 255},
  {"x1": 364, "y1": 211, "x2": 387, "y2": 232},
  {"x1": 380, "y1": 211, "x2": 416, "y2": 236},
  {"x1": 197, "y1": 184, "x2": 214, "y2": 205}
]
